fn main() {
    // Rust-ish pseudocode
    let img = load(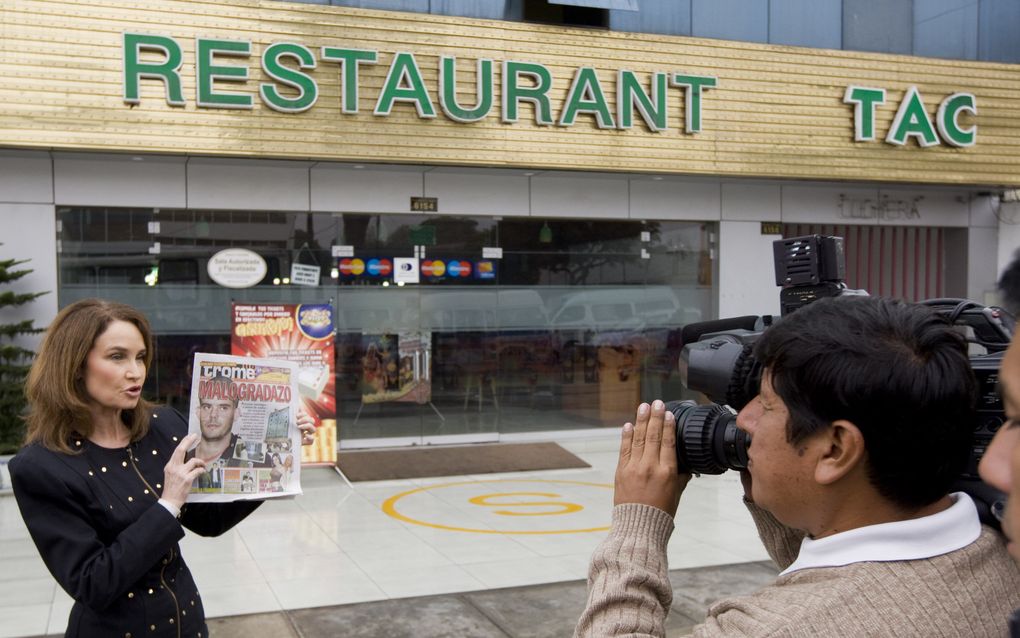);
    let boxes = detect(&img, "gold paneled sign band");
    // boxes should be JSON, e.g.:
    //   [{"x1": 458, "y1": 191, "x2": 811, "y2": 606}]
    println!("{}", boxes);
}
[{"x1": 3, "y1": 0, "x2": 1019, "y2": 186}]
